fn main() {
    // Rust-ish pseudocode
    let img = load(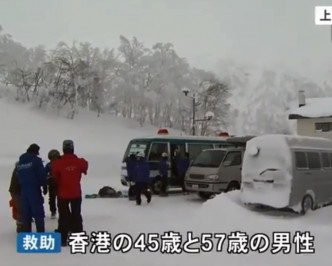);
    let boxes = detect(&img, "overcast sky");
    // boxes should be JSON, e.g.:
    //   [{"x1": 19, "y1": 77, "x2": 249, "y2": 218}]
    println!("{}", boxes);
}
[{"x1": 0, "y1": 0, "x2": 331, "y2": 77}]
